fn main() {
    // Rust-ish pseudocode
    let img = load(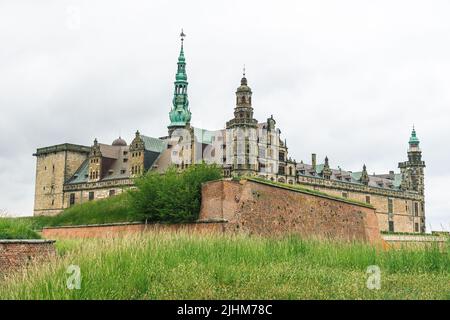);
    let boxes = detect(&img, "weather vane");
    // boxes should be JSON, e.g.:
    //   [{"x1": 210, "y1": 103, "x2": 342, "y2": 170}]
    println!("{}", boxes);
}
[
  {"x1": 243, "y1": 64, "x2": 246, "y2": 77},
  {"x1": 180, "y1": 28, "x2": 186, "y2": 42}
]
